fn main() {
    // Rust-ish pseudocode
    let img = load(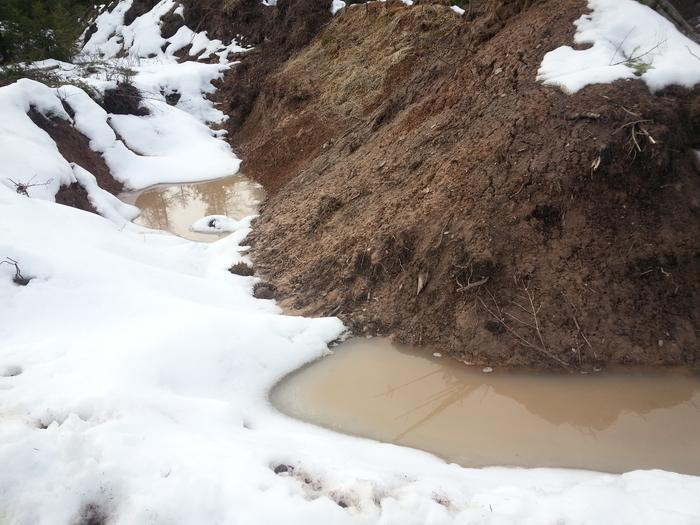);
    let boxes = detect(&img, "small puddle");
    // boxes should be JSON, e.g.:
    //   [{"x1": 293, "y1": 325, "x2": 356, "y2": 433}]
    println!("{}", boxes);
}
[
  {"x1": 122, "y1": 175, "x2": 265, "y2": 242},
  {"x1": 272, "y1": 338, "x2": 700, "y2": 475}
]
